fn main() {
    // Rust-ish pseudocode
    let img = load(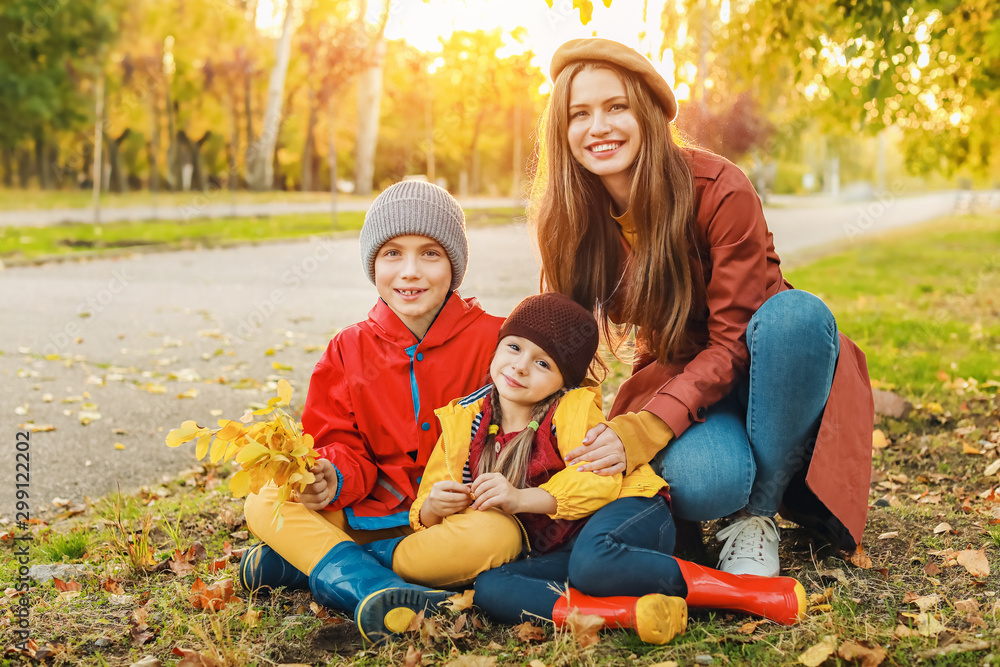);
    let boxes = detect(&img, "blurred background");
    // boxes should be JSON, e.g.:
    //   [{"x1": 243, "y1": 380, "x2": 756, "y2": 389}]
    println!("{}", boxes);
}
[{"x1": 0, "y1": 0, "x2": 996, "y2": 209}]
